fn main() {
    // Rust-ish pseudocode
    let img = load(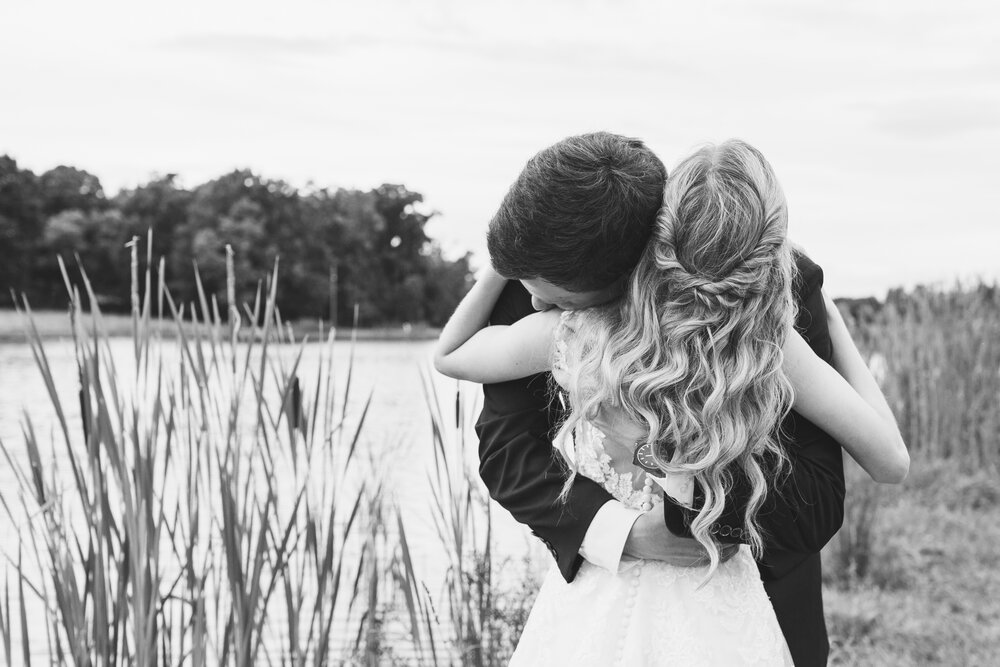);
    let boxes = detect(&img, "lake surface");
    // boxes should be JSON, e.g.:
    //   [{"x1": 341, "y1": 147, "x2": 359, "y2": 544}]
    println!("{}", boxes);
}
[{"x1": 0, "y1": 337, "x2": 548, "y2": 658}]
